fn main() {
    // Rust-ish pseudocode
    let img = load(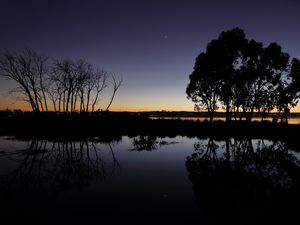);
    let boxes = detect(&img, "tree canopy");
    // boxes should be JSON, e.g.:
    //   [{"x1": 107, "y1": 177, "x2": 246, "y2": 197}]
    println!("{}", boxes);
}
[{"x1": 186, "y1": 27, "x2": 300, "y2": 123}]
